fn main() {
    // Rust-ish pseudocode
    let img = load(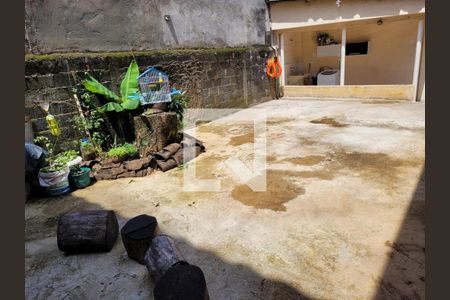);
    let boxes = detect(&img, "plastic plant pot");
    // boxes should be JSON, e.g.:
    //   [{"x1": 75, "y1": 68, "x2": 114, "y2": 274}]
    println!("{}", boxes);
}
[
  {"x1": 38, "y1": 167, "x2": 71, "y2": 196},
  {"x1": 80, "y1": 143, "x2": 96, "y2": 161},
  {"x1": 70, "y1": 167, "x2": 91, "y2": 189}
]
